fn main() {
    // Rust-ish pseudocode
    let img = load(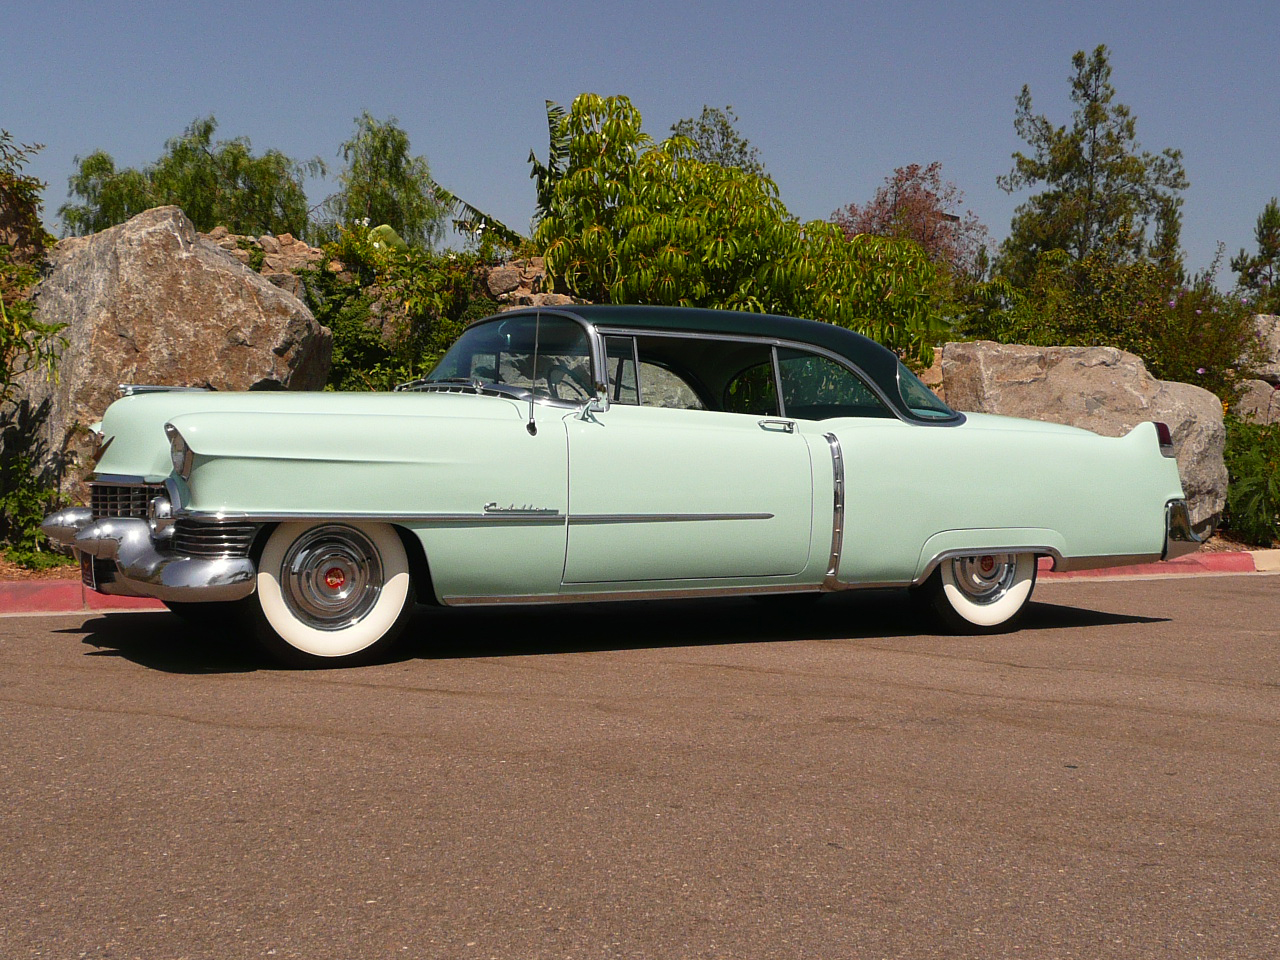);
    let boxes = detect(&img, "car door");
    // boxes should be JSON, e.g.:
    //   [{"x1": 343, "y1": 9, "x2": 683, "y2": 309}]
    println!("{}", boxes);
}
[{"x1": 562, "y1": 337, "x2": 813, "y2": 584}]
